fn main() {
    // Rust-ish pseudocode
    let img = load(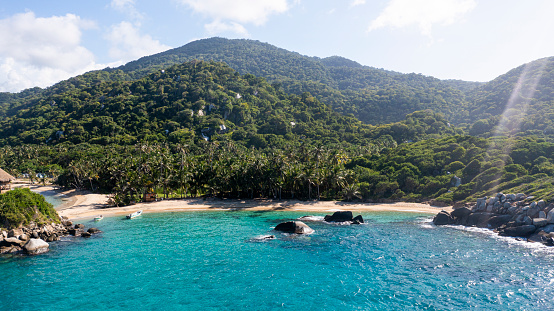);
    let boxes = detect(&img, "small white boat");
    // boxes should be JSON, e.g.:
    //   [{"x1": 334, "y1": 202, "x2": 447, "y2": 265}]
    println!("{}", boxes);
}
[
  {"x1": 94, "y1": 215, "x2": 103, "y2": 221},
  {"x1": 126, "y1": 210, "x2": 142, "y2": 219}
]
